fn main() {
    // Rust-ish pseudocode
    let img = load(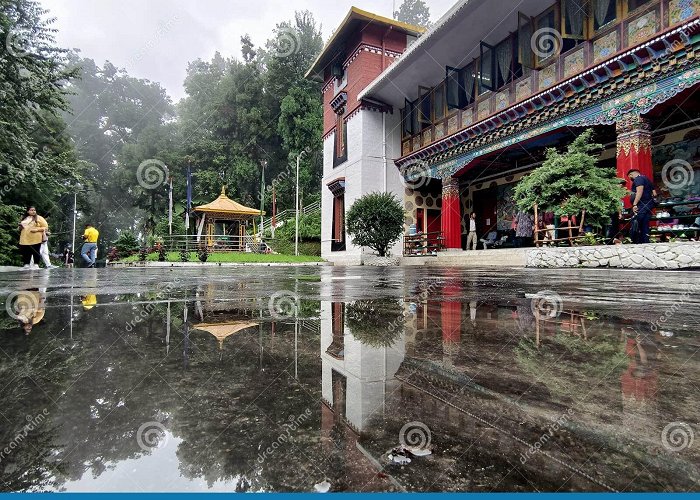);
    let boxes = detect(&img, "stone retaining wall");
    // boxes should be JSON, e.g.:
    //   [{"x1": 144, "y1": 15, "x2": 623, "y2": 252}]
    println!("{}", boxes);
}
[{"x1": 527, "y1": 243, "x2": 700, "y2": 269}]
